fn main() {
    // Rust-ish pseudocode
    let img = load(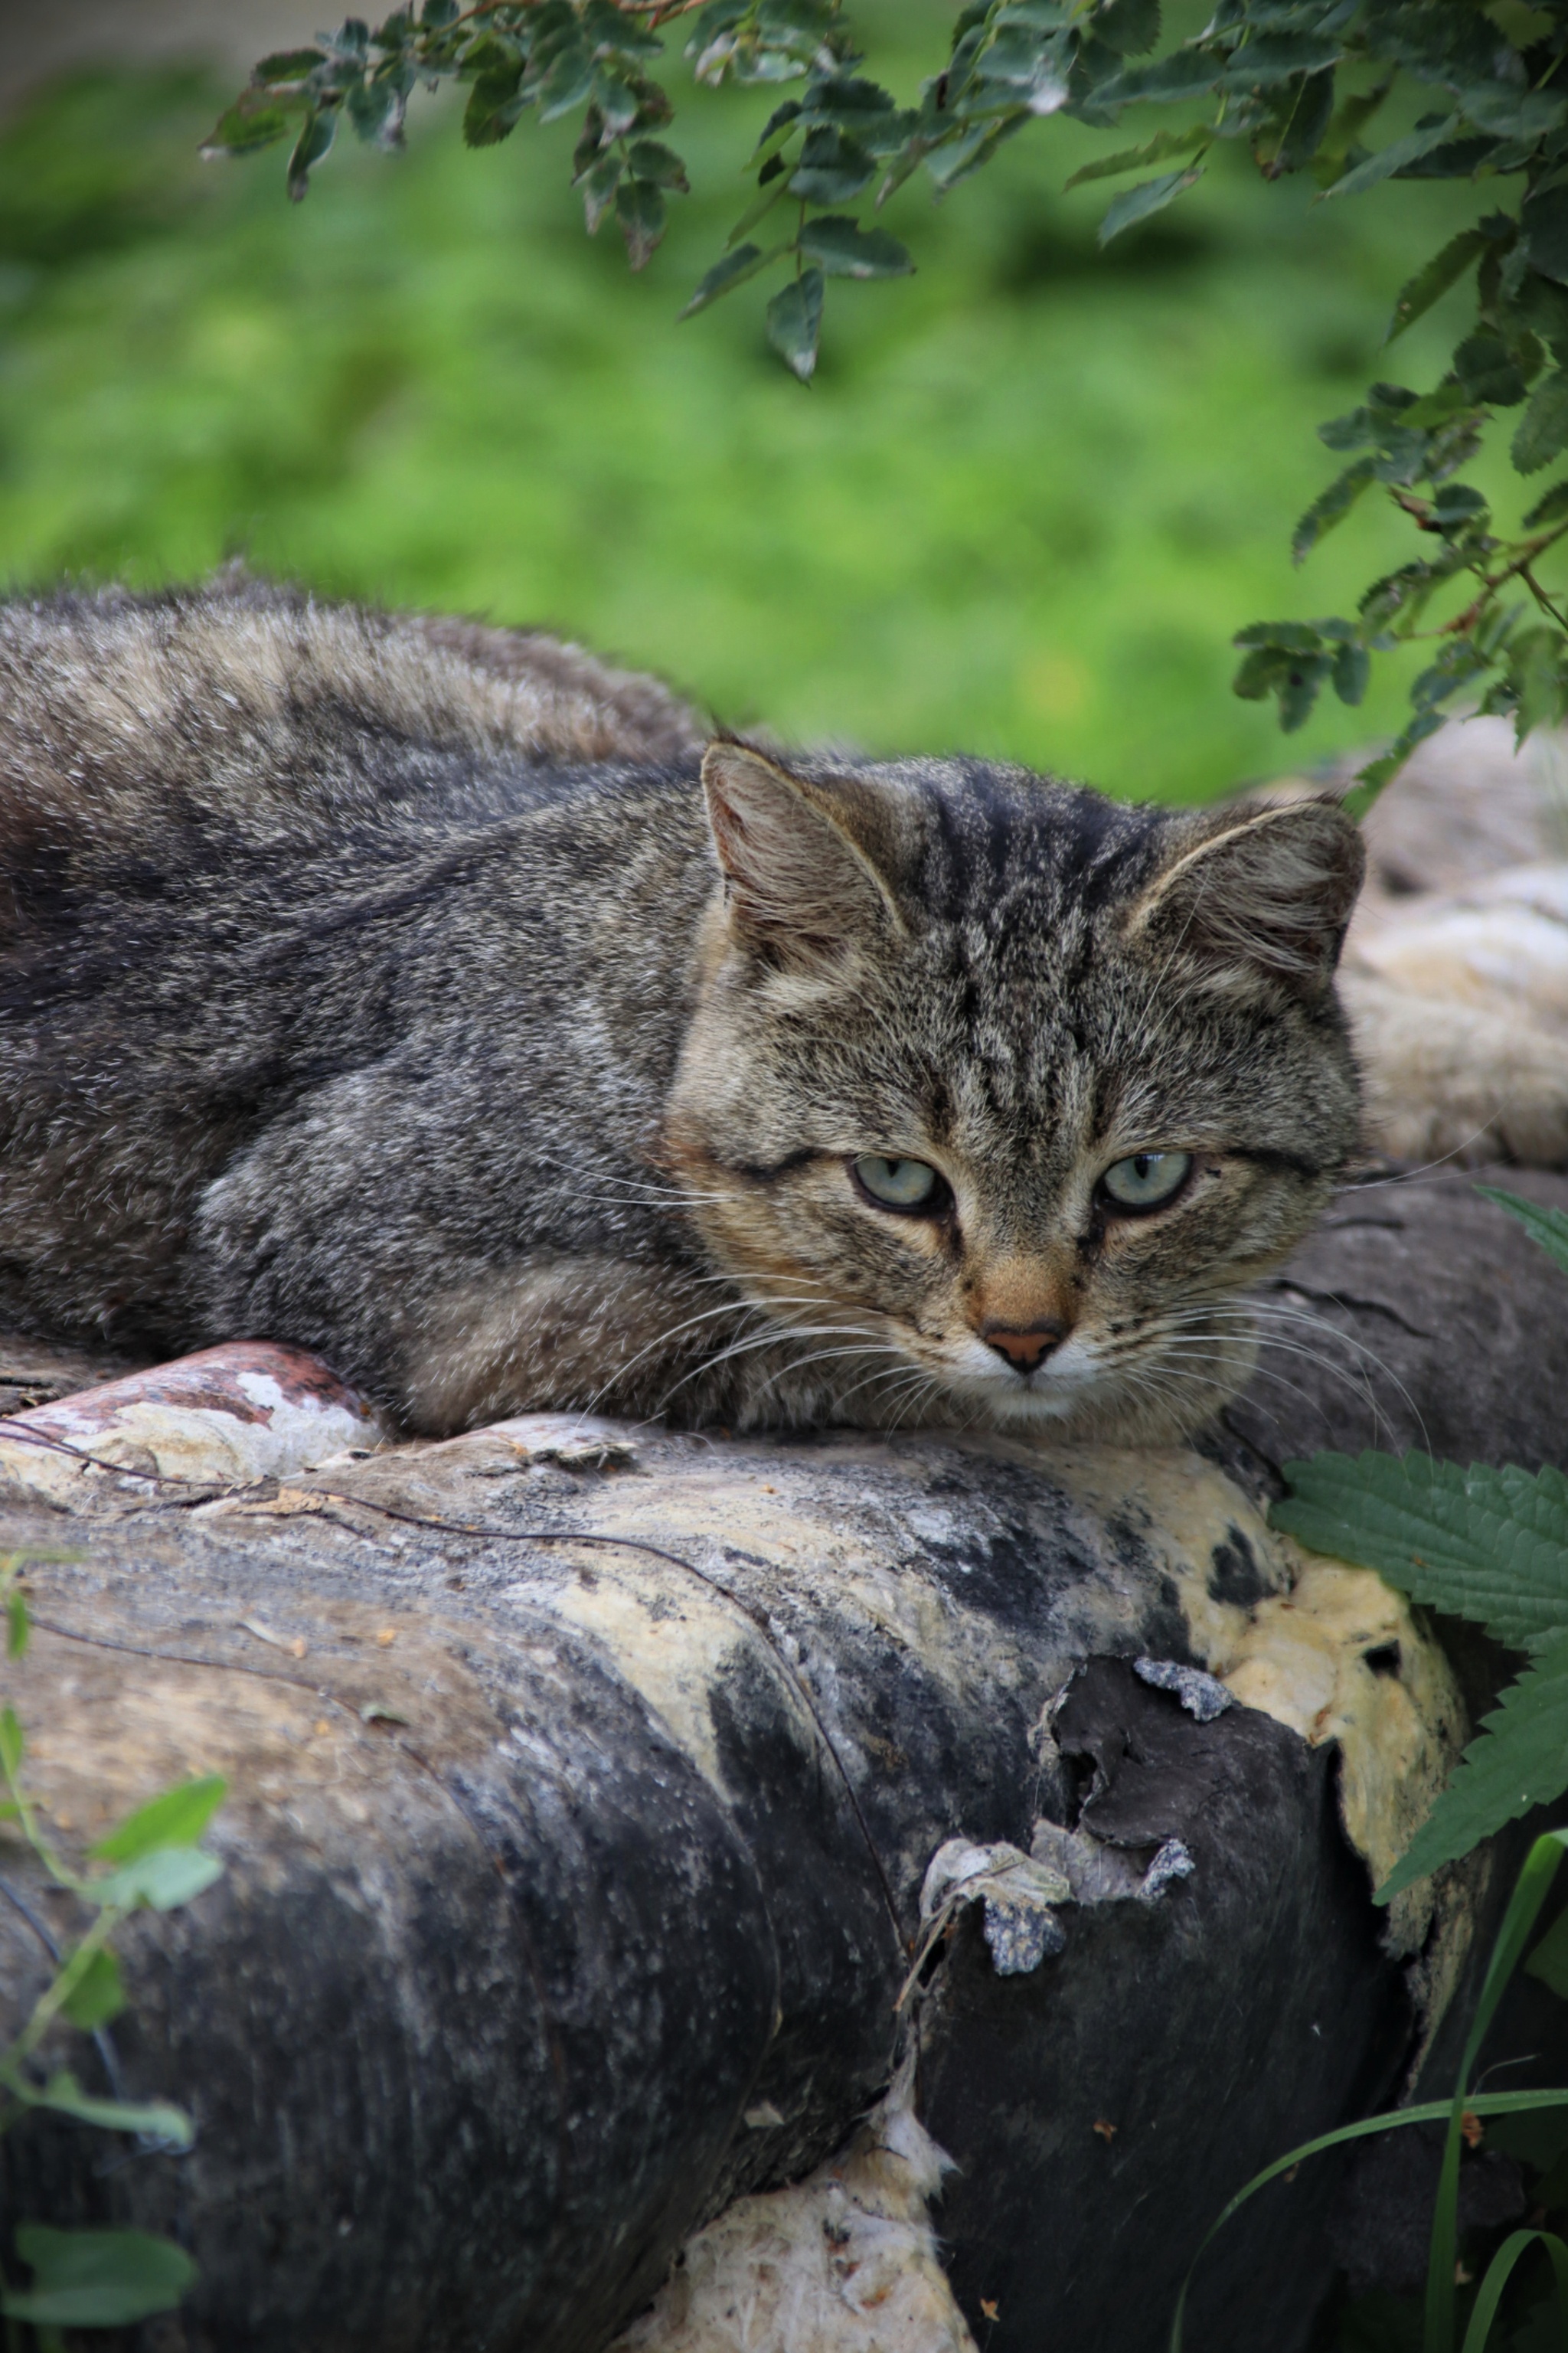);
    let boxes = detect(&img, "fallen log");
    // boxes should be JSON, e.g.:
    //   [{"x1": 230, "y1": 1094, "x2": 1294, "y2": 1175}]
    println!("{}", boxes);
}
[{"x1": 1, "y1": 1165, "x2": 1564, "y2": 2353}]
